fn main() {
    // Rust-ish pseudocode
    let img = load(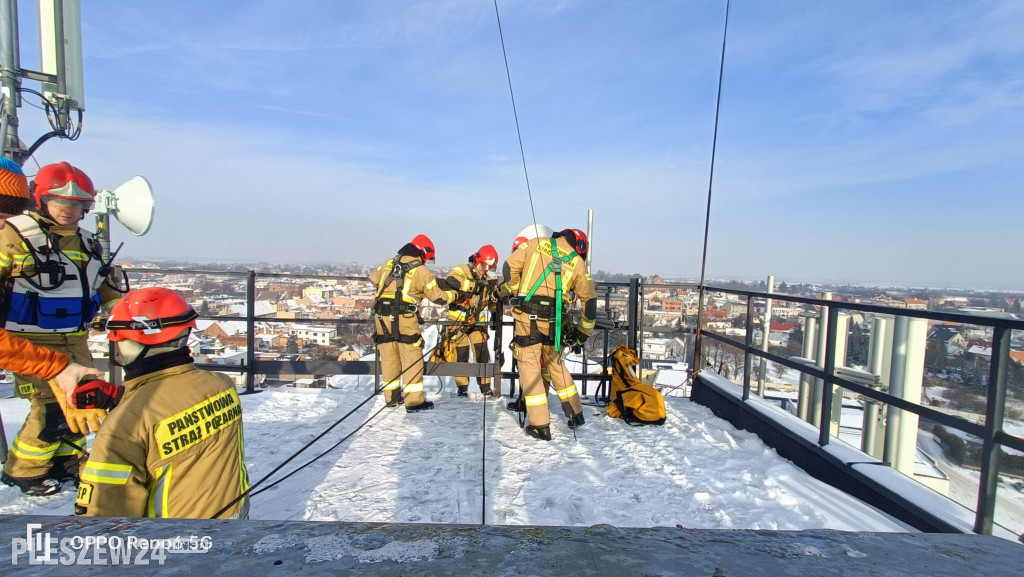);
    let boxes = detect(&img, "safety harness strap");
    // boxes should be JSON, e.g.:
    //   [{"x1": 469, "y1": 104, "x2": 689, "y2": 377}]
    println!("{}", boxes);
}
[
  {"x1": 373, "y1": 256, "x2": 425, "y2": 344},
  {"x1": 372, "y1": 256, "x2": 423, "y2": 318},
  {"x1": 372, "y1": 331, "x2": 421, "y2": 345},
  {"x1": 522, "y1": 239, "x2": 576, "y2": 352}
]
